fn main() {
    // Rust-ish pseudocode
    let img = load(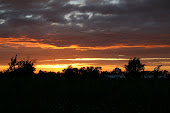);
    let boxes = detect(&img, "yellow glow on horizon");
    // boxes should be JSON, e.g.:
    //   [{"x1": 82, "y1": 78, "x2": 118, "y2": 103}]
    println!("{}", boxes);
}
[
  {"x1": 36, "y1": 63, "x2": 94, "y2": 69},
  {"x1": 35, "y1": 63, "x2": 95, "y2": 73},
  {"x1": 35, "y1": 65, "x2": 170, "y2": 73},
  {"x1": 36, "y1": 64, "x2": 69, "y2": 69},
  {"x1": 0, "y1": 65, "x2": 170, "y2": 73},
  {"x1": 0, "y1": 65, "x2": 9, "y2": 71}
]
